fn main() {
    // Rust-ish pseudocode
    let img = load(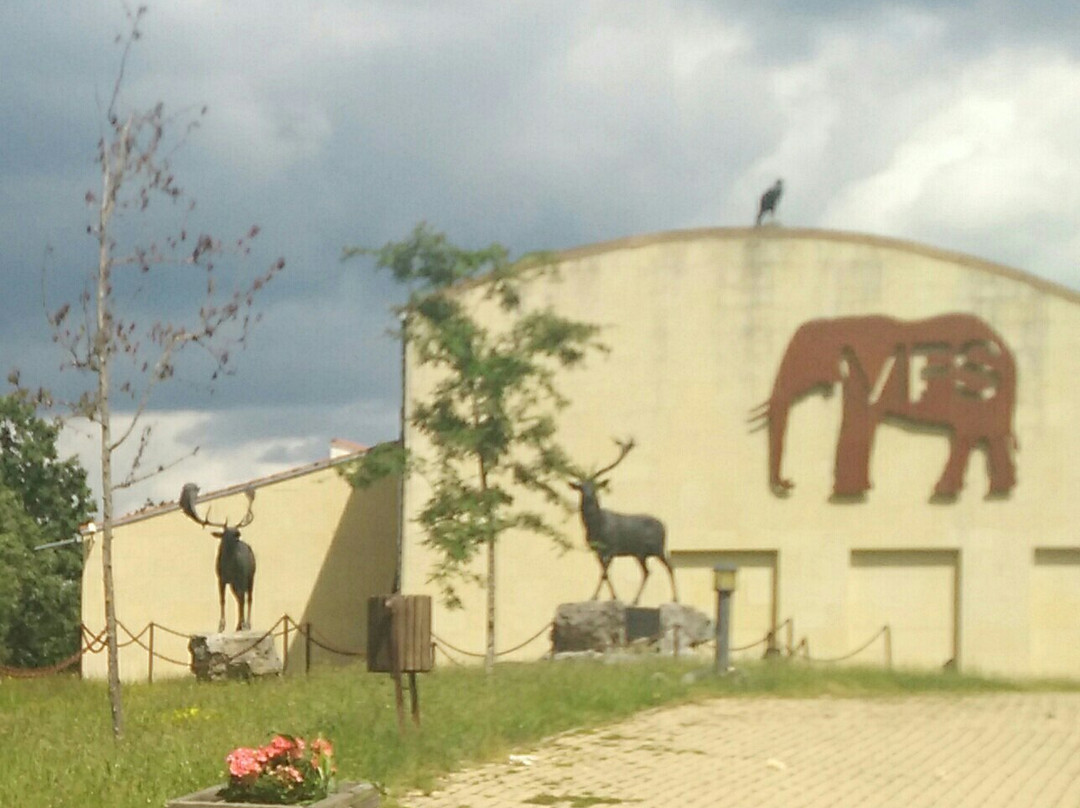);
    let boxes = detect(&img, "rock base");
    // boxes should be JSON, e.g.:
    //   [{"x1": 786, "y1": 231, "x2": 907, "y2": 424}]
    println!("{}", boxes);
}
[
  {"x1": 552, "y1": 601, "x2": 627, "y2": 652},
  {"x1": 551, "y1": 601, "x2": 714, "y2": 656},
  {"x1": 658, "y1": 602, "x2": 714, "y2": 653},
  {"x1": 188, "y1": 631, "x2": 283, "y2": 681}
]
